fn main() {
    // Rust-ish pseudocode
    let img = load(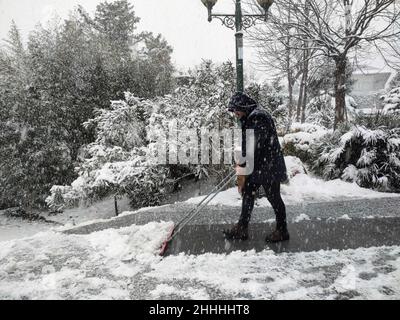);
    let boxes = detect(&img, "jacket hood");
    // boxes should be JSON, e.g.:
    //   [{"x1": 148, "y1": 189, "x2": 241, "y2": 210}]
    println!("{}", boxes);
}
[{"x1": 227, "y1": 92, "x2": 257, "y2": 115}]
